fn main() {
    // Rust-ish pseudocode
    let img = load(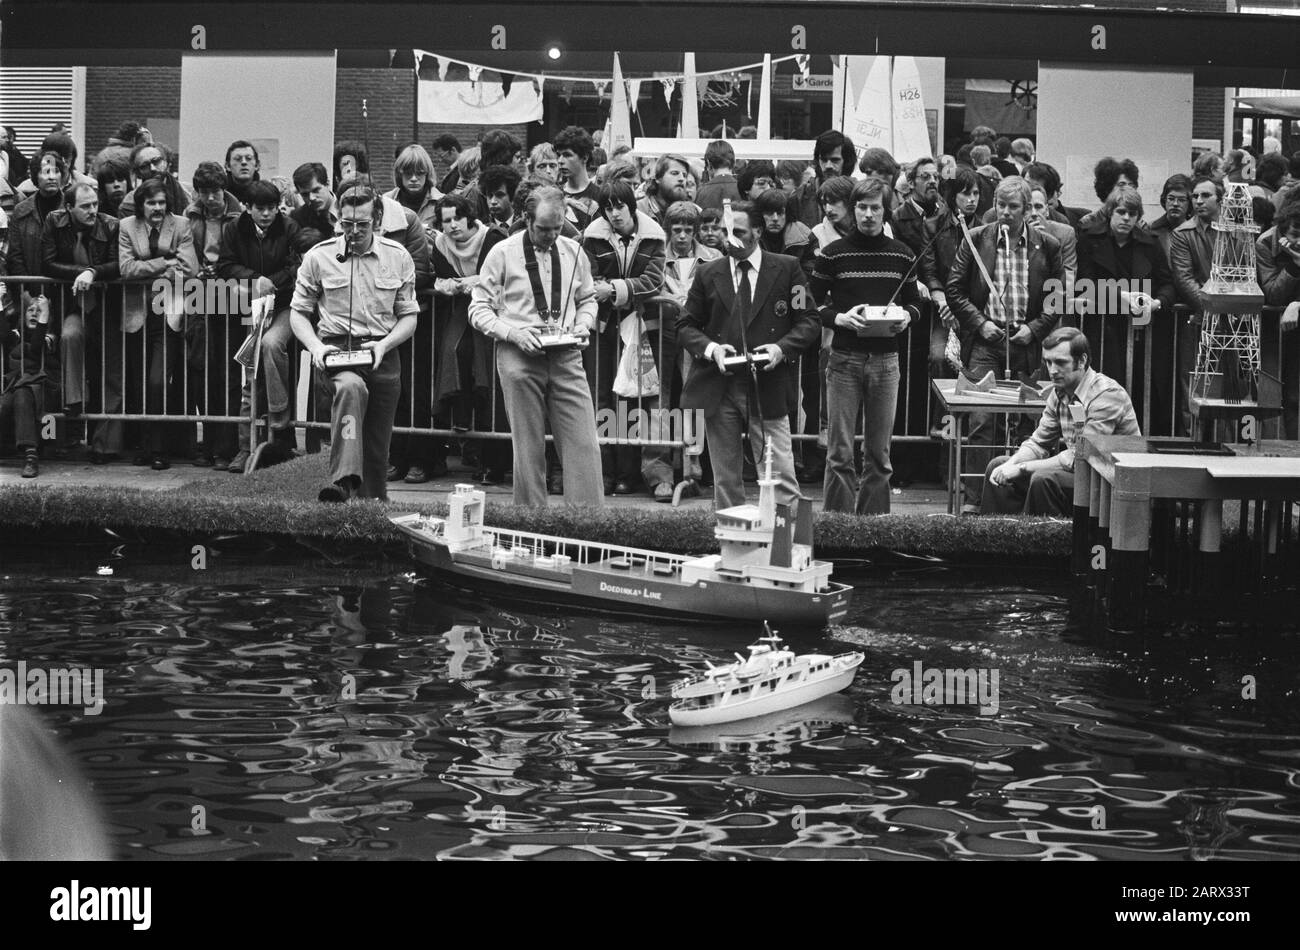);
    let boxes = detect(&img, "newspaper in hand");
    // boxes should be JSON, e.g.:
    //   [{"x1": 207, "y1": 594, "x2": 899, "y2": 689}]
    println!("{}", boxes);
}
[{"x1": 235, "y1": 294, "x2": 276, "y2": 370}]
